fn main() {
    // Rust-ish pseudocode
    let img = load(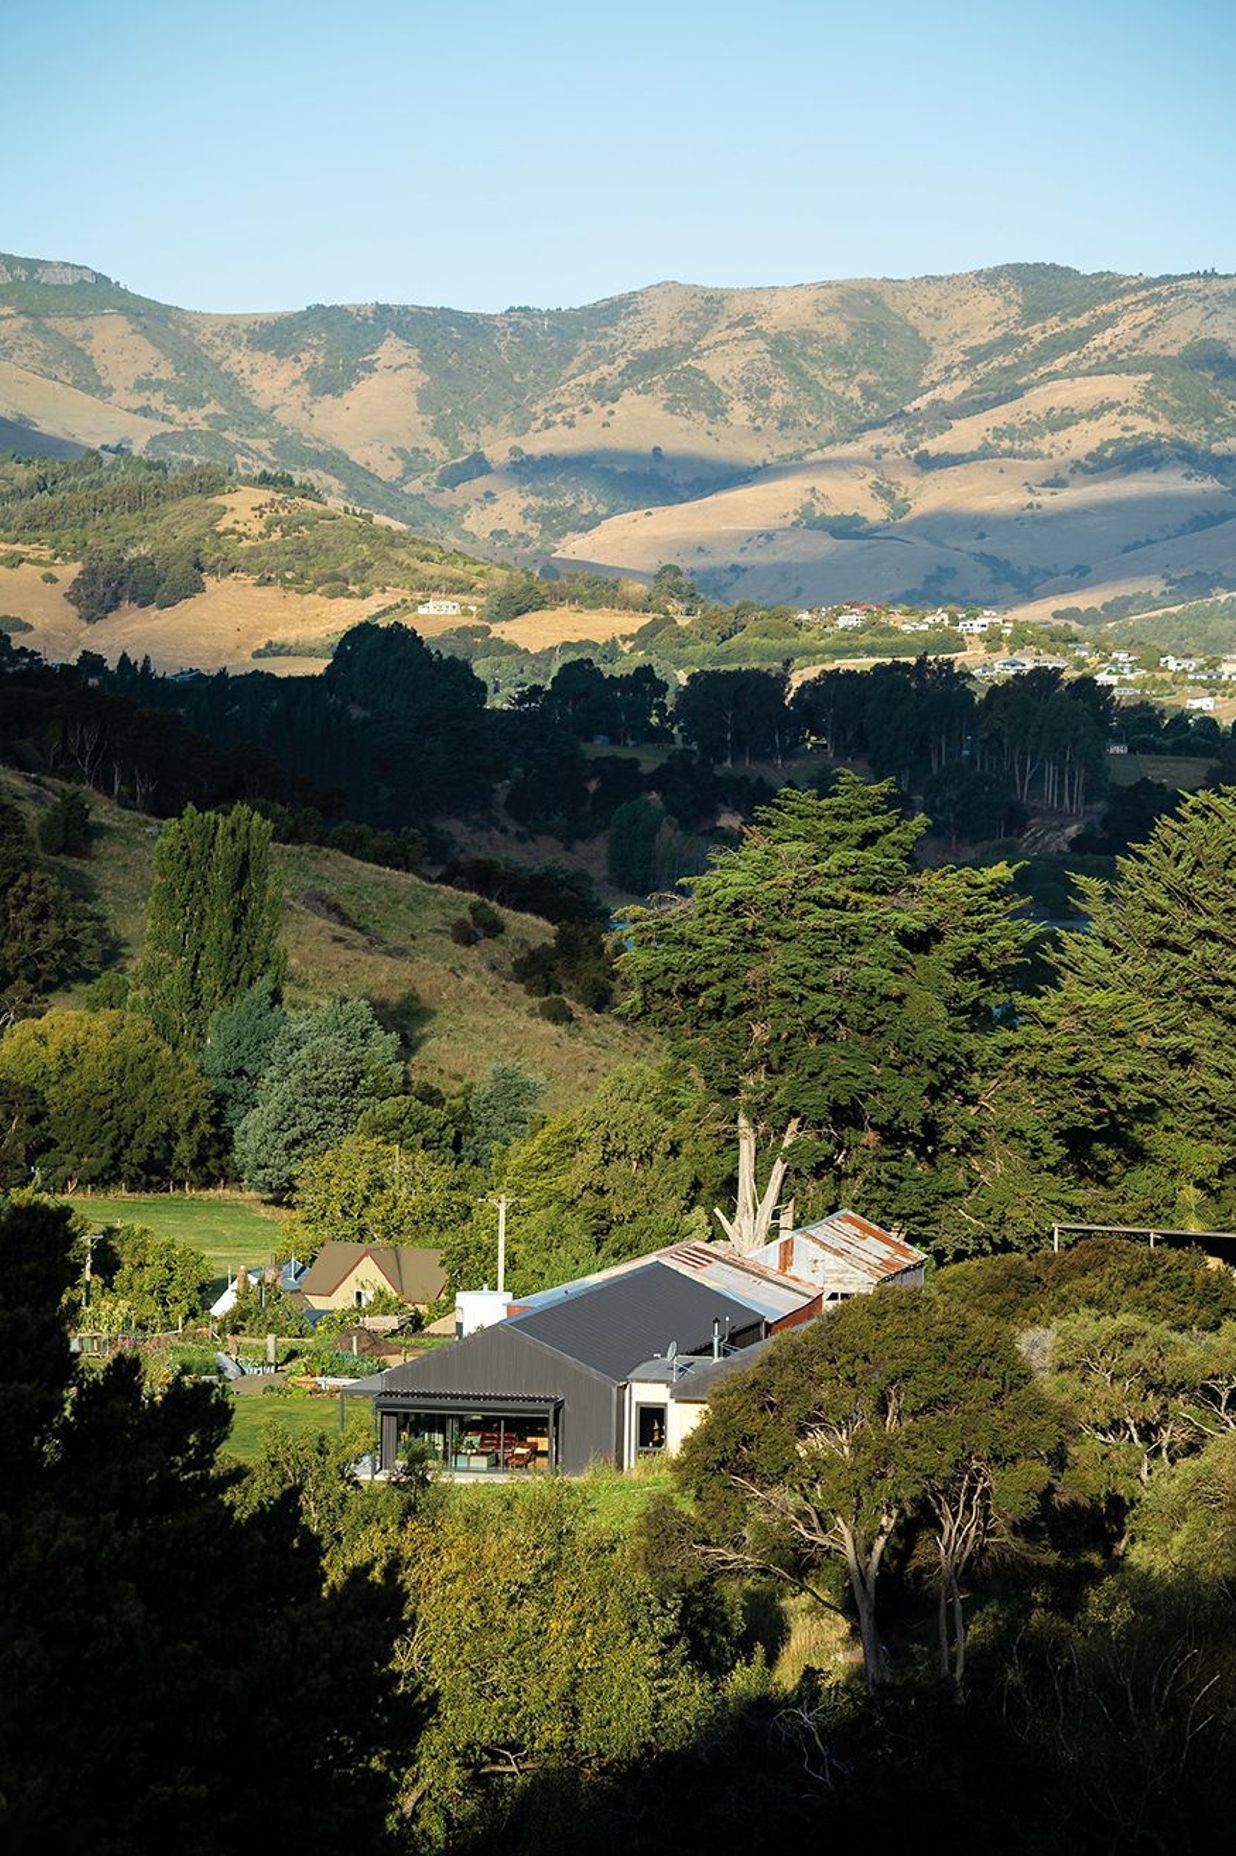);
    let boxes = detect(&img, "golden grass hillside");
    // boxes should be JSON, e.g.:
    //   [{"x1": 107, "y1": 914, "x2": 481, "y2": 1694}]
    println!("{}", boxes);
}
[
  {"x1": 3, "y1": 254, "x2": 1234, "y2": 620},
  {"x1": 3, "y1": 769, "x2": 650, "y2": 1106}
]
